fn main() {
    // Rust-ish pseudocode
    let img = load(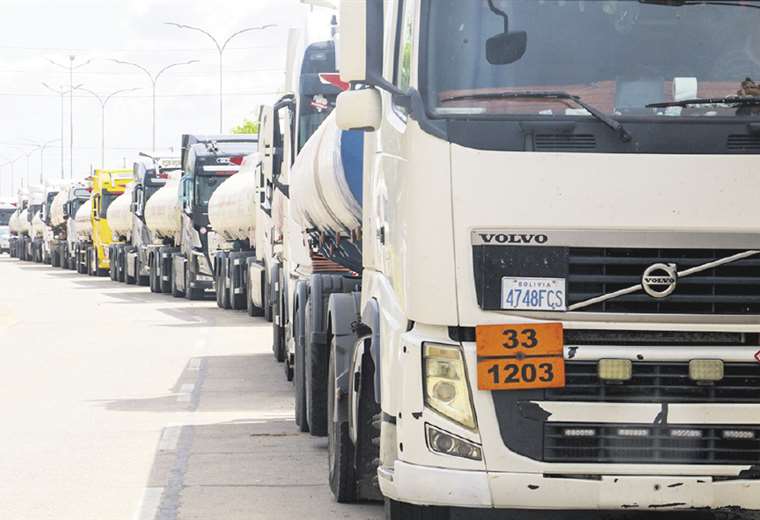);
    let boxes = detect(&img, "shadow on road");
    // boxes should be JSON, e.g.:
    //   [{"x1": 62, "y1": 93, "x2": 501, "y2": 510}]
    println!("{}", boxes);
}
[
  {"x1": 98, "y1": 354, "x2": 291, "y2": 414},
  {"x1": 156, "y1": 306, "x2": 268, "y2": 329}
]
